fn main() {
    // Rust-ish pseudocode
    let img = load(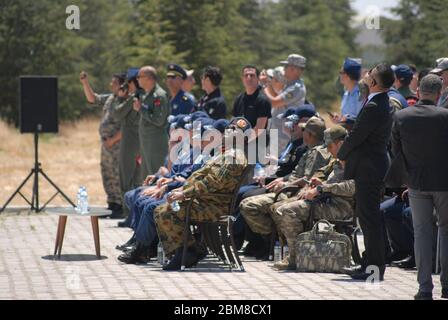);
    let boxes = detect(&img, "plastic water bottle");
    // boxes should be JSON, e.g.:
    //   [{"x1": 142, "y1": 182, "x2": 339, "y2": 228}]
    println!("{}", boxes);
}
[
  {"x1": 75, "y1": 187, "x2": 82, "y2": 213},
  {"x1": 157, "y1": 242, "x2": 165, "y2": 265},
  {"x1": 254, "y1": 163, "x2": 266, "y2": 179},
  {"x1": 282, "y1": 245, "x2": 289, "y2": 259},
  {"x1": 274, "y1": 241, "x2": 282, "y2": 262},
  {"x1": 168, "y1": 192, "x2": 180, "y2": 212},
  {"x1": 80, "y1": 187, "x2": 89, "y2": 214}
]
